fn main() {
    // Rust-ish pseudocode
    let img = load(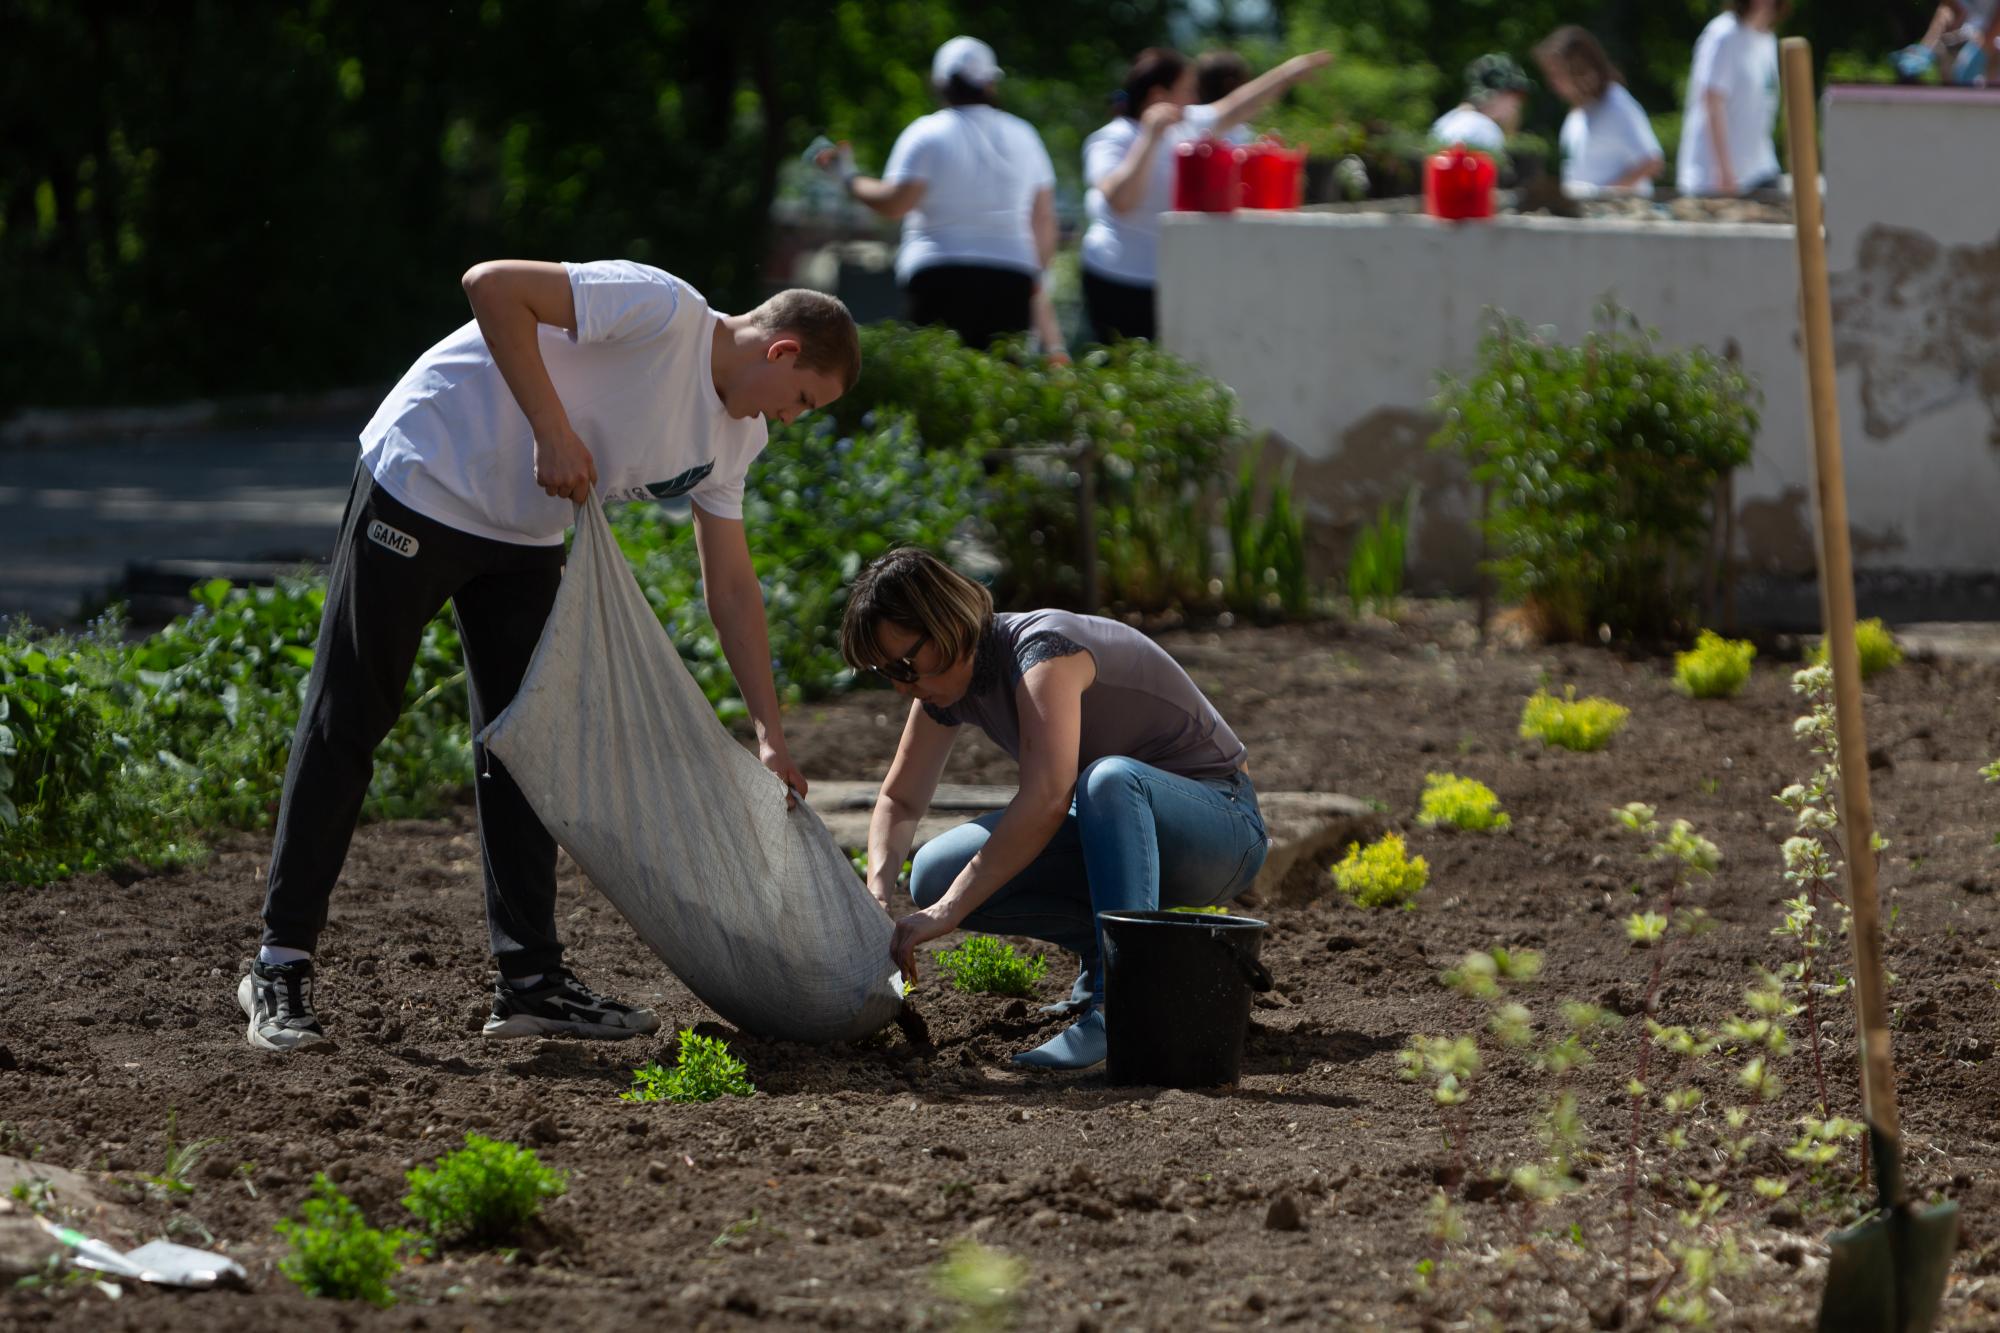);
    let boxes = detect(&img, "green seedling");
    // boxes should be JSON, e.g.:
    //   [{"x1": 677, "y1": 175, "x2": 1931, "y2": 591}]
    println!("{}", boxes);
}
[
  {"x1": 1331, "y1": 832, "x2": 1429, "y2": 909},
  {"x1": 623, "y1": 1030, "x2": 755, "y2": 1105},
  {"x1": 1673, "y1": 630, "x2": 1756, "y2": 699},
  {"x1": 276, "y1": 1174, "x2": 409, "y2": 1308},
  {"x1": 1416, "y1": 772, "x2": 1510, "y2": 832},
  {"x1": 932, "y1": 1239, "x2": 1026, "y2": 1333},
  {"x1": 935, "y1": 936, "x2": 1048, "y2": 997},
  {"x1": 146, "y1": 1108, "x2": 220, "y2": 1200},
  {"x1": 9, "y1": 1178, "x2": 54, "y2": 1215},
  {"x1": 1519, "y1": 687, "x2": 1629, "y2": 752},
  {"x1": 402, "y1": 1133, "x2": 566, "y2": 1249},
  {"x1": 1807, "y1": 617, "x2": 1902, "y2": 678},
  {"x1": 1166, "y1": 904, "x2": 1231, "y2": 915}
]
